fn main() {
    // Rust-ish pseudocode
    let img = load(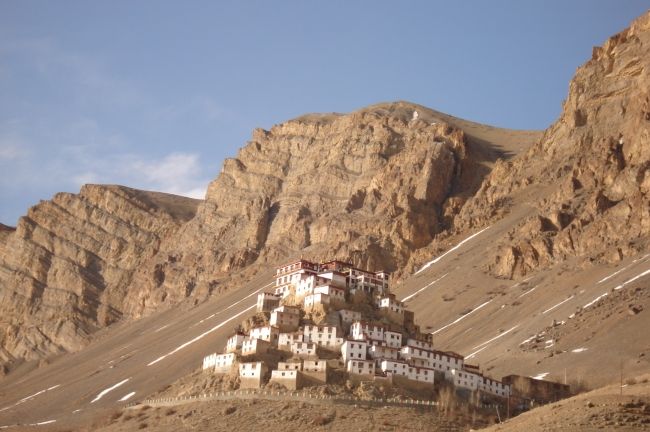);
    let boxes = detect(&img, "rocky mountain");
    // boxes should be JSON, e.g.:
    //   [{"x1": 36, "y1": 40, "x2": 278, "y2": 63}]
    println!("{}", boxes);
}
[
  {"x1": 0, "y1": 104, "x2": 539, "y2": 371},
  {"x1": 138, "y1": 103, "x2": 539, "y2": 305},
  {"x1": 0, "y1": 185, "x2": 199, "y2": 369},
  {"x1": 454, "y1": 12, "x2": 650, "y2": 279}
]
